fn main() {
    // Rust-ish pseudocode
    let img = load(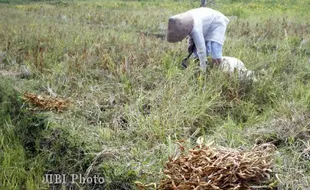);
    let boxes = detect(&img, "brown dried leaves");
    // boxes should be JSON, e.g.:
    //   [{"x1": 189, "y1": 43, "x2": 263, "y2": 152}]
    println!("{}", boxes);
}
[
  {"x1": 22, "y1": 92, "x2": 70, "y2": 112},
  {"x1": 158, "y1": 143, "x2": 276, "y2": 190}
]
